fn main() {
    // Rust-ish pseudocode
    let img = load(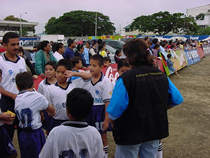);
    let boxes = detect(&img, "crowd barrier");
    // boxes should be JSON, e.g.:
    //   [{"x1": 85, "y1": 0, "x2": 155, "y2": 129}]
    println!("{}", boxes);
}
[{"x1": 102, "y1": 45, "x2": 210, "y2": 81}]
